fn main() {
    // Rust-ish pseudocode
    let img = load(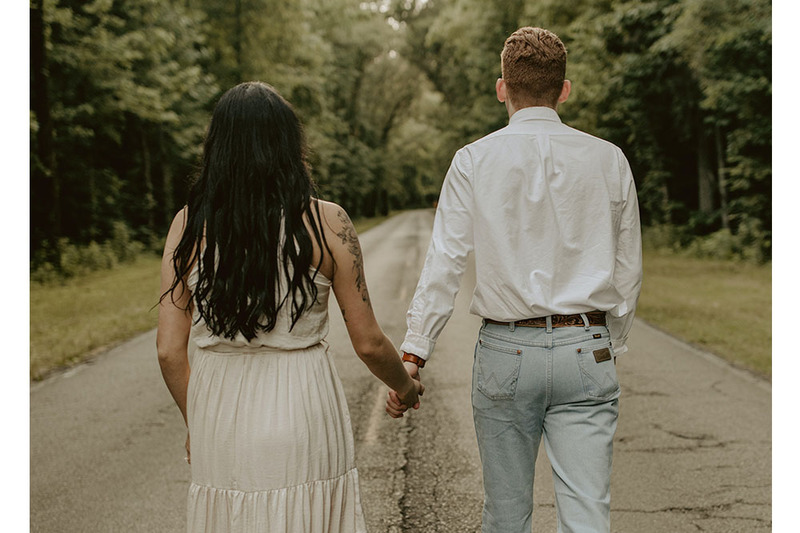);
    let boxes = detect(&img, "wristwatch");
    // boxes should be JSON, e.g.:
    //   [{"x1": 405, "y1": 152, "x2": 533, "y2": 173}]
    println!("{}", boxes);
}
[{"x1": 402, "y1": 352, "x2": 426, "y2": 368}]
